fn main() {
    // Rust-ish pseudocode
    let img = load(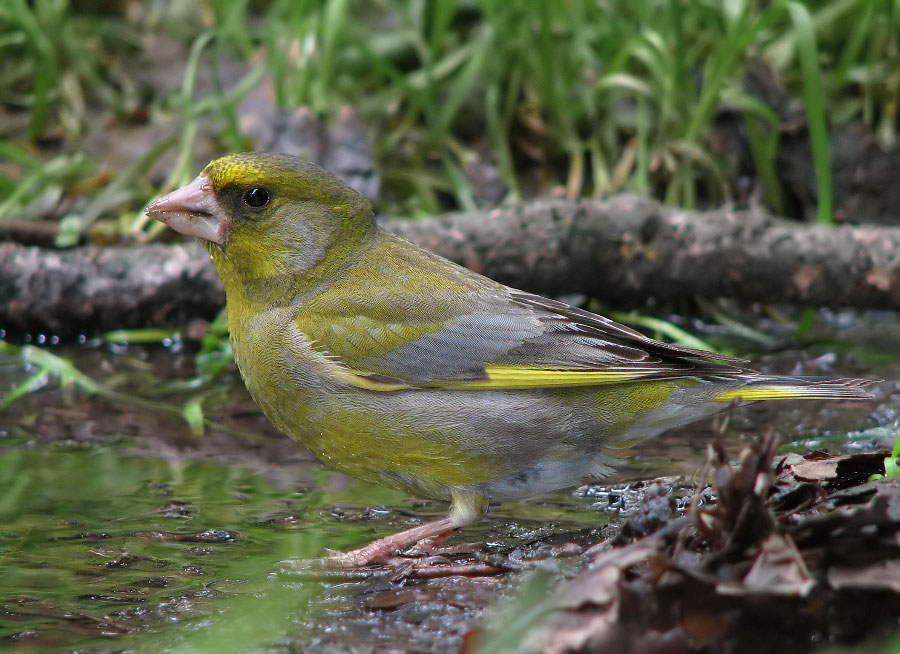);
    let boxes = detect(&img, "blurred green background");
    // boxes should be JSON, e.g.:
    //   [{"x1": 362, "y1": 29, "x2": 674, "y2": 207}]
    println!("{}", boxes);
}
[{"x1": 2, "y1": 0, "x2": 897, "y2": 244}]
